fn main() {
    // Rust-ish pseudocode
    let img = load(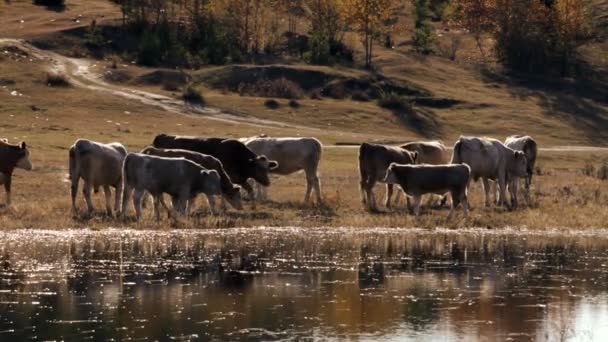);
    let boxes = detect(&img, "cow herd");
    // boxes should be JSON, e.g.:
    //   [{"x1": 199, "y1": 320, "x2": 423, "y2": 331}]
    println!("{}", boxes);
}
[{"x1": 0, "y1": 133, "x2": 537, "y2": 221}]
